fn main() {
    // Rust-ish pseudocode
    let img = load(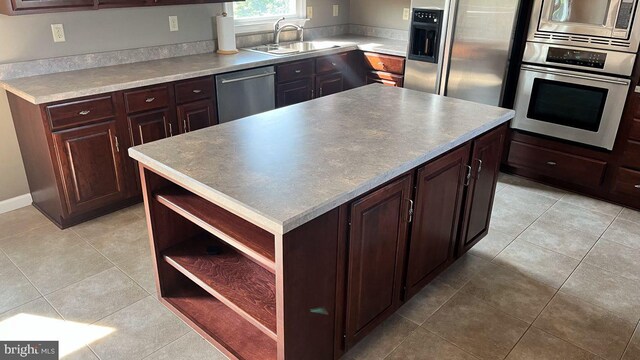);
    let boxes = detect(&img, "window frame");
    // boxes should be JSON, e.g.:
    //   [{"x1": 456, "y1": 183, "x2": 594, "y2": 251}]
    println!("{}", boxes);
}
[{"x1": 223, "y1": 0, "x2": 308, "y2": 34}]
